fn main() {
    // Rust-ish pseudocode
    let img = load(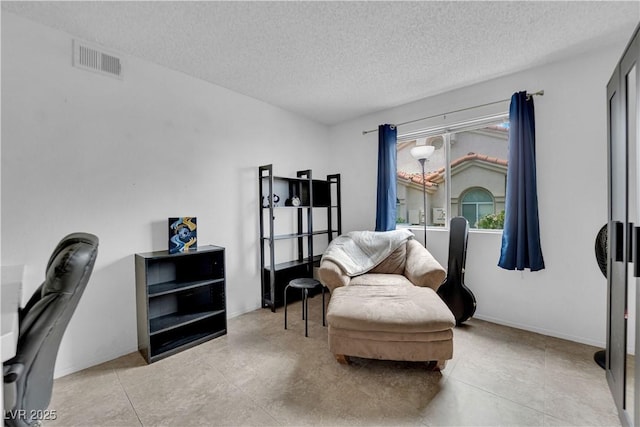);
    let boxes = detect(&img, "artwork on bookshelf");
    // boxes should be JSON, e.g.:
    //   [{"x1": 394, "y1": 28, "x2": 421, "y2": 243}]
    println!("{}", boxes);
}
[{"x1": 168, "y1": 217, "x2": 197, "y2": 254}]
